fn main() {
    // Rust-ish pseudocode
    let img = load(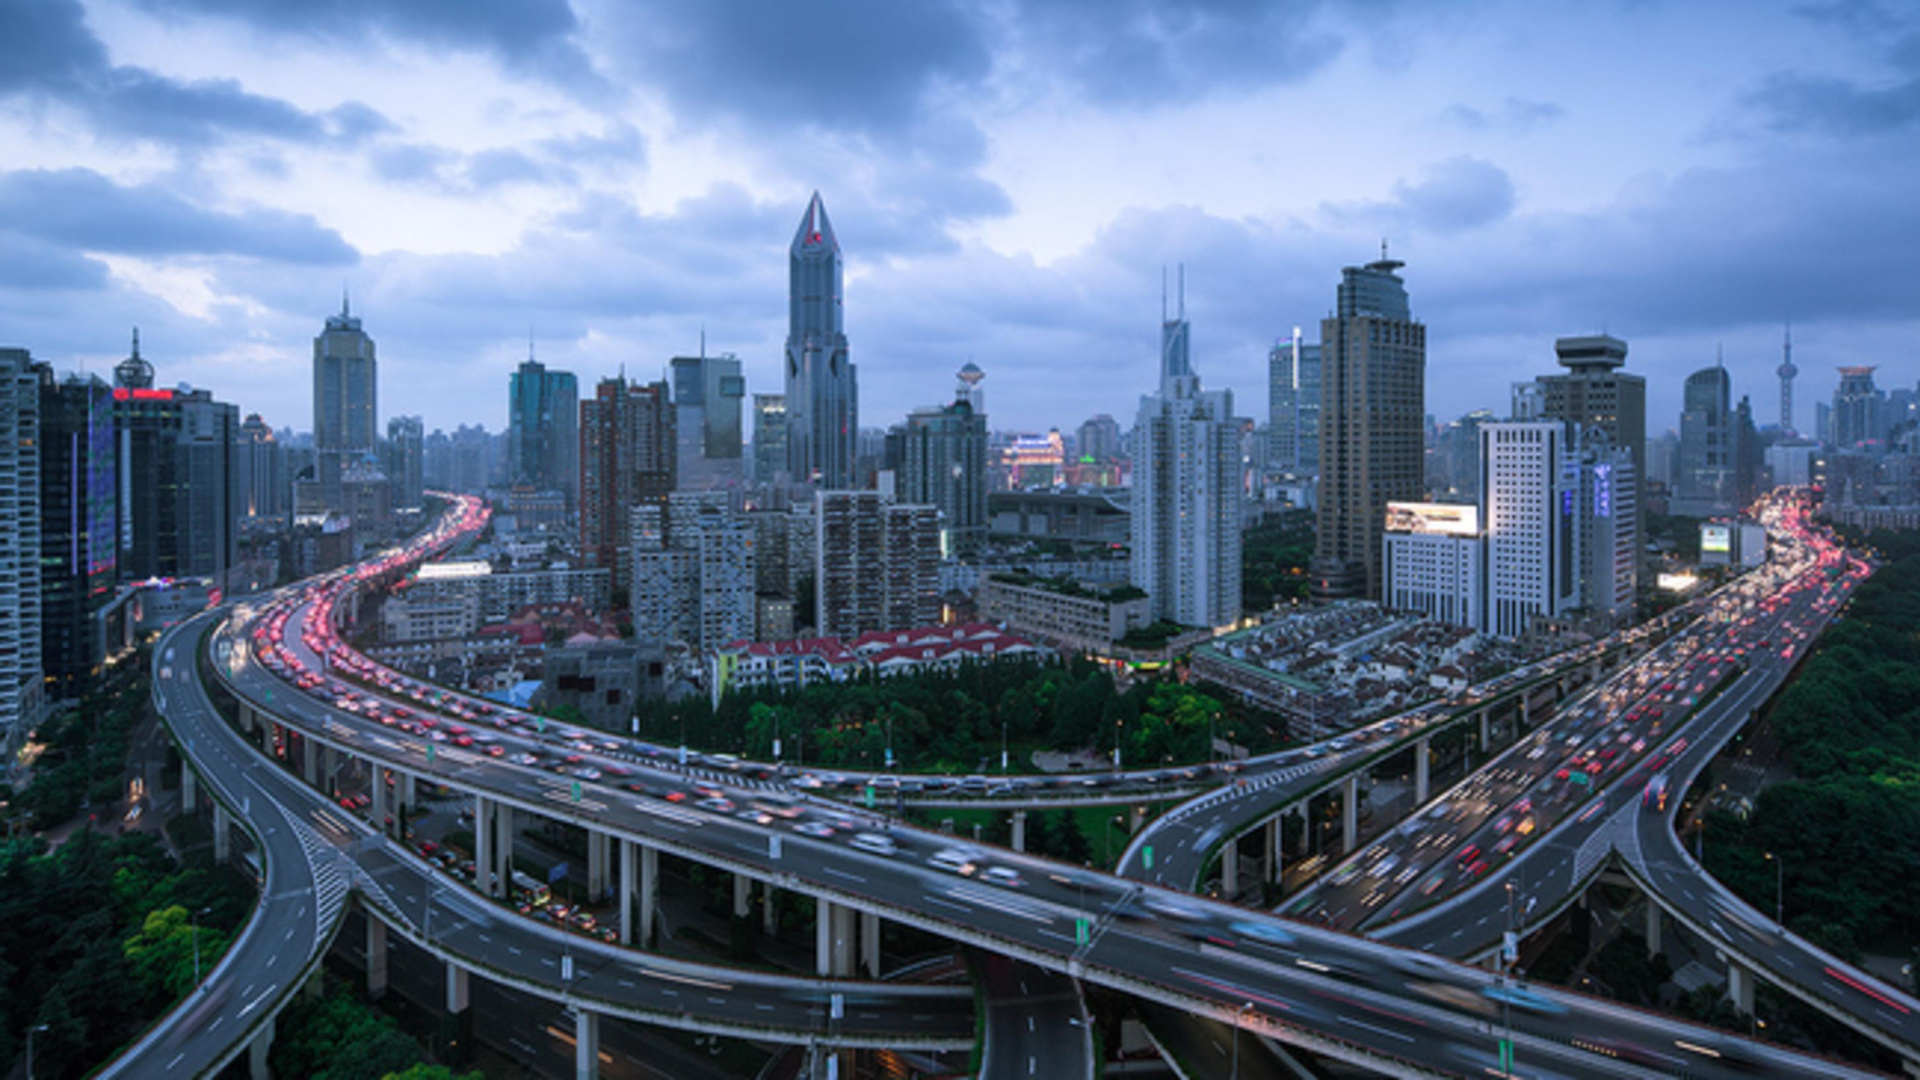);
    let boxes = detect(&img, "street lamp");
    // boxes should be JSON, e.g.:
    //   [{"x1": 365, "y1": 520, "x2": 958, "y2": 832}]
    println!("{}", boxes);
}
[
  {"x1": 191, "y1": 906, "x2": 213, "y2": 991},
  {"x1": 1001, "y1": 722, "x2": 1009, "y2": 774},
  {"x1": 26, "y1": 1022, "x2": 48, "y2": 1080},
  {"x1": 1765, "y1": 852, "x2": 1784, "y2": 928},
  {"x1": 1230, "y1": 1001, "x2": 1254, "y2": 1079}
]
